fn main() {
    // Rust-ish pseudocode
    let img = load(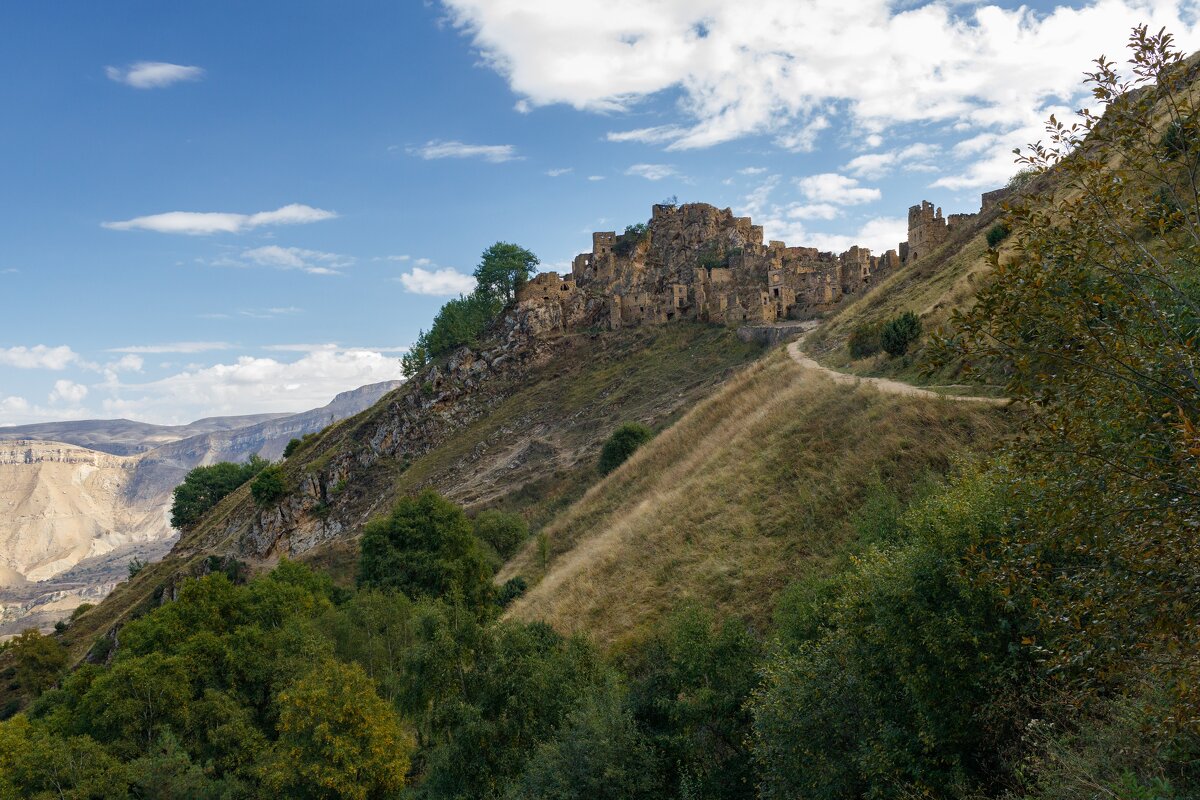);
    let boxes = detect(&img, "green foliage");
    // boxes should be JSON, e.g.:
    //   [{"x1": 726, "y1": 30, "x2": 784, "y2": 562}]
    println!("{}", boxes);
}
[
  {"x1": 1007, "y1": 167, "x2": 1039, "y2": 189},
  {"x1": 475, "y1": 241, "x2": 539, "y2": 303},
  {"x1": 598, "y1": 422, "x2": 653, "y2": 475},
  {"x1": 474, "y1": 509, "x2": 529, "y2": 559},
  {"x1": 283, "y1": 432, "x2": 317, "y2": 459},
  {"x1": 126, "y1": 557, "x2": 146, "y2": 578},
  {"x1": 70, "y1": 604, "x2": 93, "y2": 621},
  {"x1": 753, "y1": 469, "x2": 1032, "y2": 799},
  {"x1": 249, "y1": 464, "x2": 289, "y2": 507},
  {"x1": 497, "y1": 576, "x2": 528, "y2": 607},
  {"x1": 9, "y1": 630, "x2": 67, "y2": 697},
  {"x1": 847, "y1": 321, "x2": 883, "y2": 359},
  {"x1": 358, "y1": 490, "x2": 495, "y2": 611},
  {"x1": 880, "y1": 310, "x2": 921, "y2": 357},
  {"x1": 169, "y1": 455, "x2": 269, "y2": 530},
  {"x1": 261, "y1": 660, "x2": 414, "y2": 800},
  {"x1": 626, "y1": 607, "x2": 760, "y2": 799},
  {"x1": 508, "y1": 679, "x2": 660, "y2": 800},
  {"x1": 931, "y1": 27, "x2": 1200, "y2": 730},
  {"x1": 614, "y1": 223, "x2": 650, "y2": 257},
  {"x1": 986, "y1": 222, "x2": 1012, "y2": 247},
  {"x1": 697, "y1": 245, "x2": 726, "y2": 270},
  {"x1": 402, "y1": 290, "x2": 503, "y2": 377}
]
